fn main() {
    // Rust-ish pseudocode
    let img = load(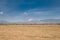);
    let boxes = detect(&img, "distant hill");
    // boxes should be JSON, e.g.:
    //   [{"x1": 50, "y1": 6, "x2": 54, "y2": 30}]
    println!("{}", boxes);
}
[
  {"x1": 0, "y1": 19, "x2": 60, "y2": 24},
  {"x1": 40, "y1": 19, "x2": 60, "y2": 23},
  {"x1": 0, "y1": 20, "x2": 8, "y2": 24}
]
